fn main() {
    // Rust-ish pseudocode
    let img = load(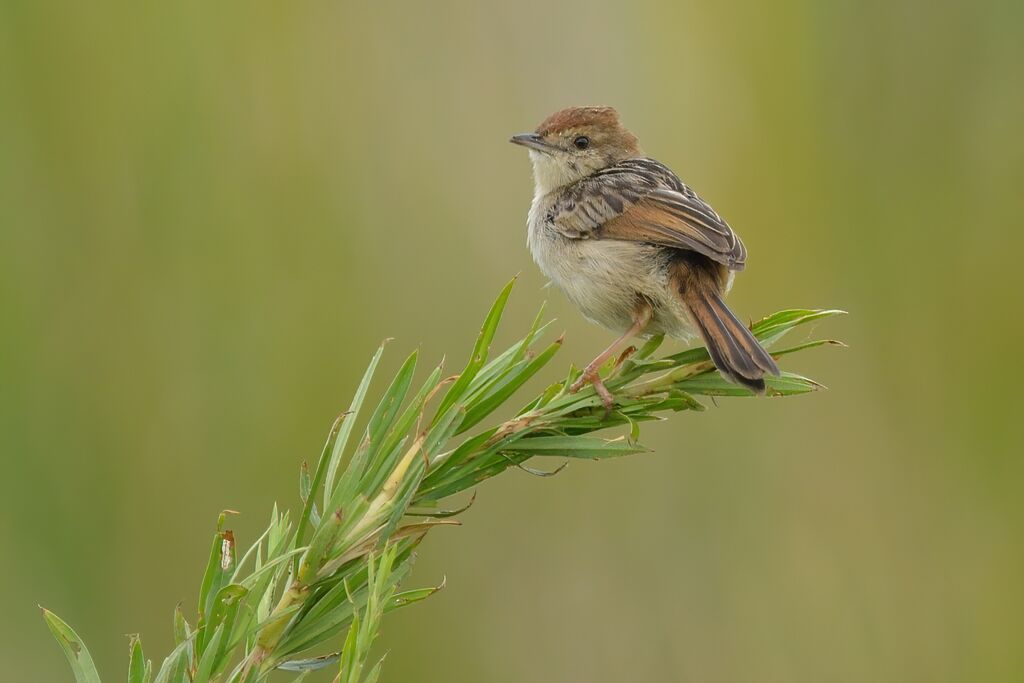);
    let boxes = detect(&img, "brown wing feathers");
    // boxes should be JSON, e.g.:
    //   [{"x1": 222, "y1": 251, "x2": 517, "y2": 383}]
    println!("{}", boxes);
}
[
  {"x1": 551, "y1": 158, "x2": 747, "y2": 270},
  {"x1": 598, "y1": 197, "x2": 746, "y2": 269}
]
